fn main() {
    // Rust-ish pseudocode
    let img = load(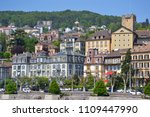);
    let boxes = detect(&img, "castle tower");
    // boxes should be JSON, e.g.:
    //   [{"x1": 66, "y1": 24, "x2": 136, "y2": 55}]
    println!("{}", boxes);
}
[{"x1": 122, "y1": 14, "x2": 136, "y2": 31}]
